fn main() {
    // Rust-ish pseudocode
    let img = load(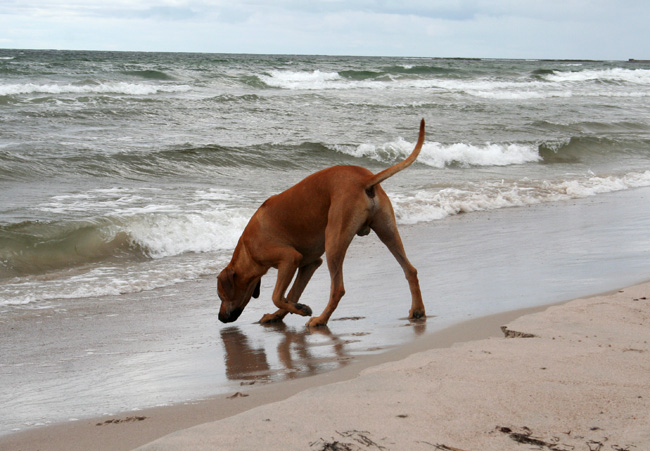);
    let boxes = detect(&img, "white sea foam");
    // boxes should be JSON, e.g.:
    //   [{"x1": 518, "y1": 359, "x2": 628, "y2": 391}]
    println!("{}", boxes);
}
[
  {"x1": 0, "y1": 82, "x2": 191, "y2": 96},
  {"x1": 583, "y1": 90, "x2": 650, "y2": 98},
  {"x1": 32, "y1": 186, "x2": 251, "y2": 261},
  {"x1": 335, "y1": 139, "x2": 541, "y2": 168},
  {"x1": 260, "y1": 69, "x2": 455, "y2": 91},
  {"x1": 259, "y1": 70, "x2": 516, "y2": 94},
  {"x1": 470, "y1": 89, "x2": 573, "y2": 100},
  {"x1": 37, "y1": 187, "x2": 236, "y2": 217},
  {"x1": 436, "y1": 75, "x2": 649, "y2": 100},
  {"x1": 545, "y1": 68, "x2": 650, "y2": 84},
  {"x1": 258, "y1": 67, "x2": 650, "y2": 100},
  {"x1": 461, "y1": 70, "x2": 650, "y2": 99},
  {"x1": 38, "y1": 192, "x2": 149, "y2": 214},
  {"x1": 192, "y1": 188, "x2": 238, "y2": 202},
  {"x1": 392, "y1": 170, "x2": 650, "y2": 224},
  {"x1": 260, "y1": 70, "x2": 344, "y2": 89},
  {"x1": 125, "y1": 208, "x2": 251, "y2": 258},
  {"x1": 0, "y1": 254, "x2": 227, "y2": 308}
]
